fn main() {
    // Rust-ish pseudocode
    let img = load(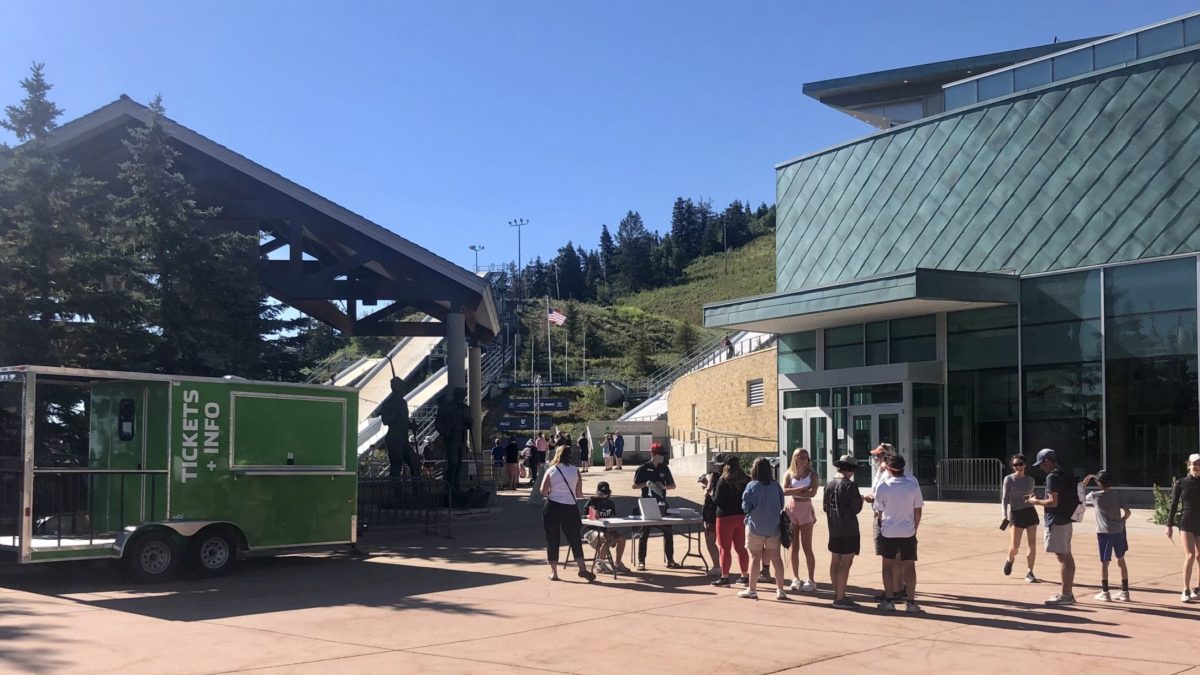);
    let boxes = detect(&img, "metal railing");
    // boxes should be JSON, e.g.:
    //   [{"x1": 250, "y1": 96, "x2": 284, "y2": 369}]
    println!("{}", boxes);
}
[
  {"x1": 17, "y1": 469, "x2": 170, "y2": 549},
  {"x1": 668, "y1": 426, "x2": 778, "y2": 455},
  {"x1": 936, "y1": 458, "x2": 1005, "y2": 497},
  {"x1": 630, "y1": 333, "x2": 778, "y2": 398},
  {"x1": 357, "y1": 477, "x2": 449, "y2": 534}
]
